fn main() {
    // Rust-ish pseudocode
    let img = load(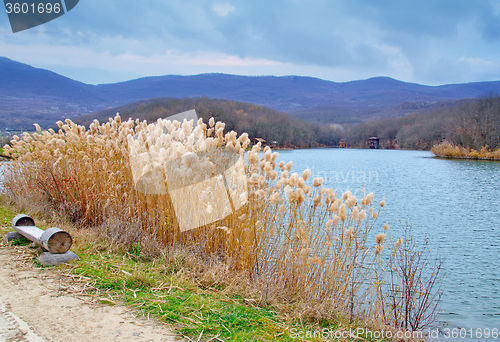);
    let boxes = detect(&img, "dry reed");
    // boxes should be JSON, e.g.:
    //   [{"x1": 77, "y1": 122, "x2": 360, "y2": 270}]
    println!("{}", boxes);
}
[
  {"x1": 3, "y1": 114, "x2": 438, "y2": 332},
  {"x1": 432, "y1": 142, "x2": 500, "y2": 160}
]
